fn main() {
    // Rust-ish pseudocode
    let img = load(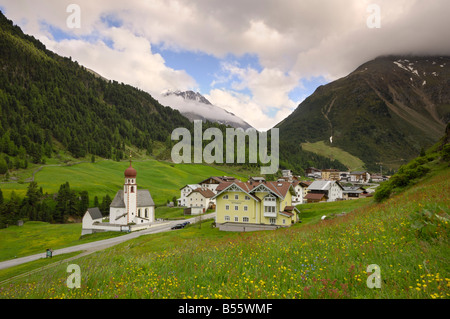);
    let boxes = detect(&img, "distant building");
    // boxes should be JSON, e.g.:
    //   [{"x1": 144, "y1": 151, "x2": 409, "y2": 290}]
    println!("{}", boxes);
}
[
  {"x1": 178, "y1": 184, "x2": 201, "y2": 207},
  {"x1": 186, "y1": 186, "x2": 216, "y2": 211},
  {"x1": 321, "y1": 169, "x2": 340, "y2": 181},
  {"x1": 350, "y1": 171, "x2": 371, "y2": 183},
  {"x1": 305, "y1": 167, "x2": 322, "y2": 179},
  {"x1": 307, "y1": 180, "x2": 344, "y2": 202}
]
